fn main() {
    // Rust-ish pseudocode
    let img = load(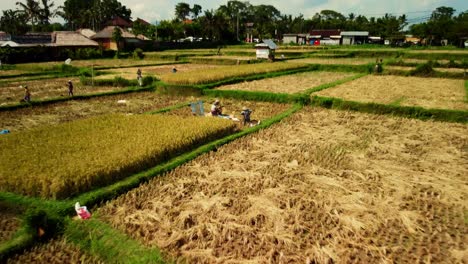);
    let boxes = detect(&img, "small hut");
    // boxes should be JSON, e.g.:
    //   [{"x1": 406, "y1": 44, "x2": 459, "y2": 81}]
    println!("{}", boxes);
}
[{"x1": 255, "y1": 39, "x2": 277, "y2": 60}]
